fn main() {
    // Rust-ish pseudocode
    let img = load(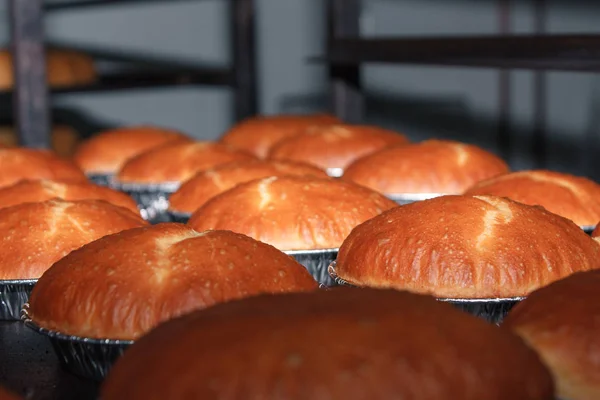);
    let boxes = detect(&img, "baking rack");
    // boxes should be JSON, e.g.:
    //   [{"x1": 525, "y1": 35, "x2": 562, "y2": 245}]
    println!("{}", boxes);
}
[
  {"x1": 323, "y1": 0, "x2": 600, "y2": 167},
  {"x1": 9, "y1": 0, "x2": 257, "y2": 149}
]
